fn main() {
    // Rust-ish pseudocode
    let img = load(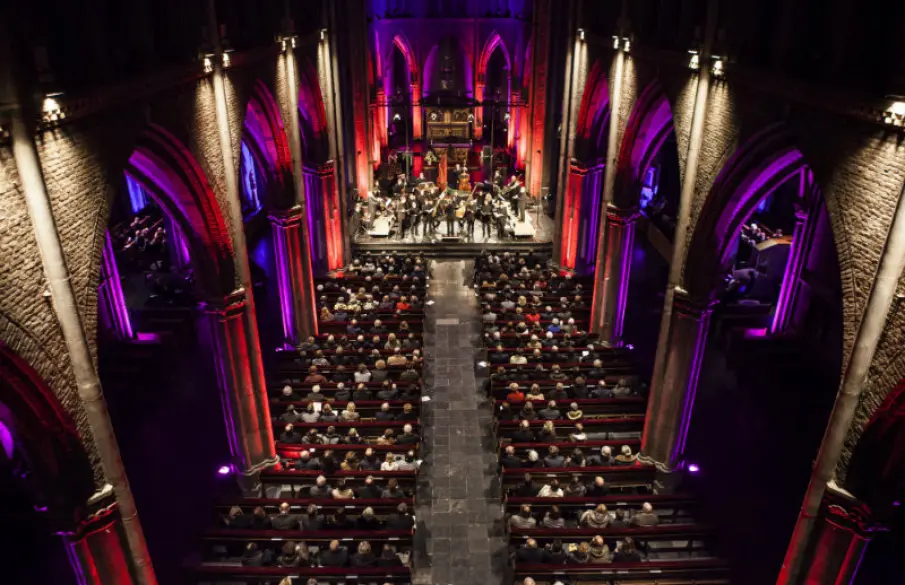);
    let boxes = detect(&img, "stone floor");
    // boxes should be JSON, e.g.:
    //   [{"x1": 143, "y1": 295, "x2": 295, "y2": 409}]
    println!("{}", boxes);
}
[{"x1": 412, "y1": 260, "x2": 509, "y2": 585}]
